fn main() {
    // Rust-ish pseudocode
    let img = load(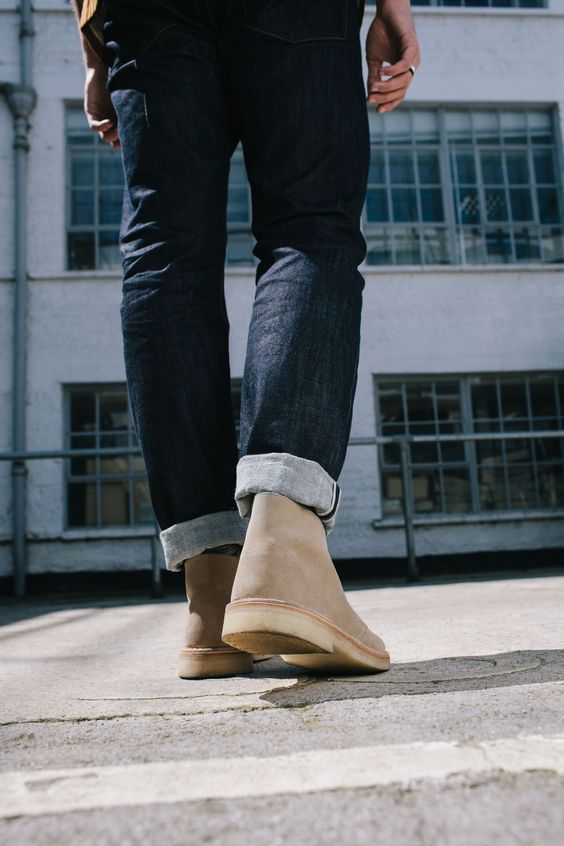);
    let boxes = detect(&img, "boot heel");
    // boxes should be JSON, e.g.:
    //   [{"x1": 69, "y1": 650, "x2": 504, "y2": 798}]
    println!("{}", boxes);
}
[
  {"x1": 222, "y1": 599, "x2": 334, "y2": 655},
  {"x1": 178, "y1": 648, "x2": 254, "y2": 679}
]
